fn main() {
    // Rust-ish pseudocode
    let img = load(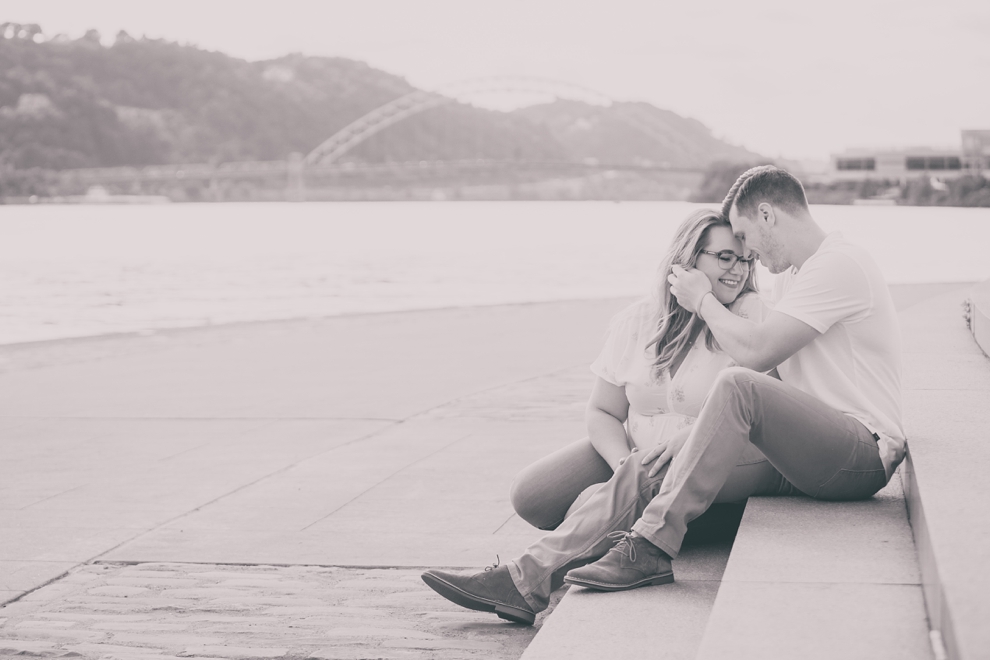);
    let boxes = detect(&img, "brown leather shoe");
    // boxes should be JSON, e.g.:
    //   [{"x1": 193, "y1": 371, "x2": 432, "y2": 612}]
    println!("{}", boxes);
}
[
  {"x1": 422, "y1": 563, "x2": 536, "y2": 625},
  {"x1": 563, "y1": 532, "x2": 674, "y2": 591}
]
